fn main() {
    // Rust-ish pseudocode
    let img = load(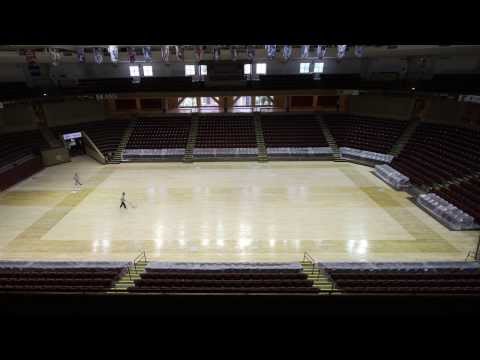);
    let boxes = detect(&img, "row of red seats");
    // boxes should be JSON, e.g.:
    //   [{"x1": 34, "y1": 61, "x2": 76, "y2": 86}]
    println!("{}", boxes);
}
[
  {"x1": 262, "y1": 115, "x2": 329, "y2": 148},
  {"x1": 128, "y1": 286, "x2": 320, "y2": 293},
  {"x1": 324, "y1": 114, "x2": 407, "y2": 154},
  {"x1": 134, "y1": 279, "x2": 314, "y2": 287},
  {"x1": 127, "y1": 118, "x2": 191, "y2": 149},
  {"x1": 196, "y1": 117, "x2": 257, "y2": 148},
  {"x1": 391, "y1": 123, "x2": 480, "y2": 187}
]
